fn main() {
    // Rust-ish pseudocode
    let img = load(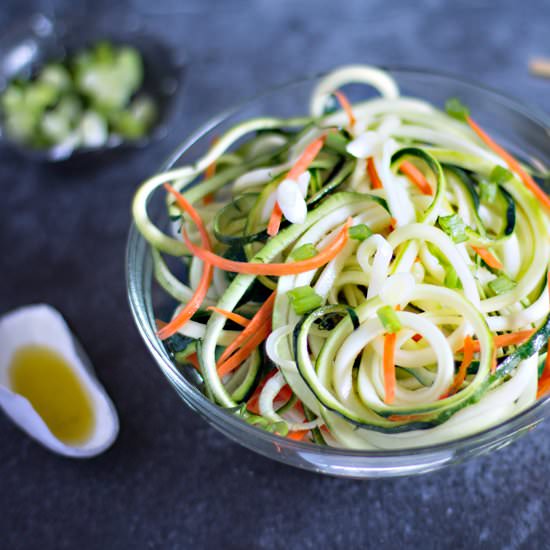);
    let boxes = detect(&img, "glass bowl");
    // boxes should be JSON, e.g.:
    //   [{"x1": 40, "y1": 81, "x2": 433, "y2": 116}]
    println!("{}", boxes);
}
[{"x1": 126, "y1": 67, "x2": 550, "y2": 478}]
